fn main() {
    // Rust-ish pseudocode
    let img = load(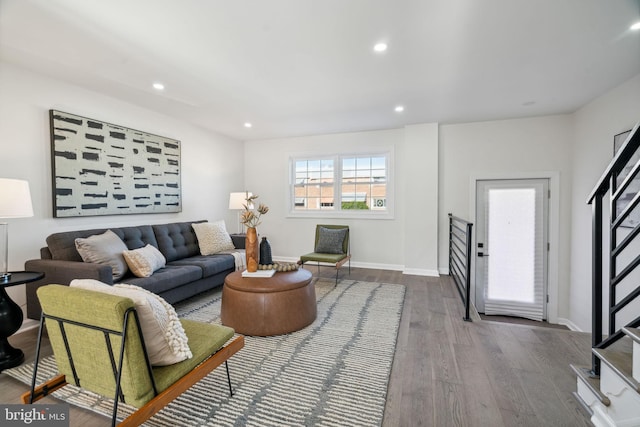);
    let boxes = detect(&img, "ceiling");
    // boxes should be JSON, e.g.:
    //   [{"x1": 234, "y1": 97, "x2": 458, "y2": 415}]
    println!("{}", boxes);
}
[{"x1": 1, "y1": 0, "x2": 639, "y2": 141}]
